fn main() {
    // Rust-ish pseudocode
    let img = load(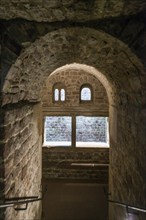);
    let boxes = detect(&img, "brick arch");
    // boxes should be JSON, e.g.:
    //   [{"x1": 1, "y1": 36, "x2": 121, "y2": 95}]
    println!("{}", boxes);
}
[{"x1": 2, "y1": 27, "x2": 144, "y2": 107}]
